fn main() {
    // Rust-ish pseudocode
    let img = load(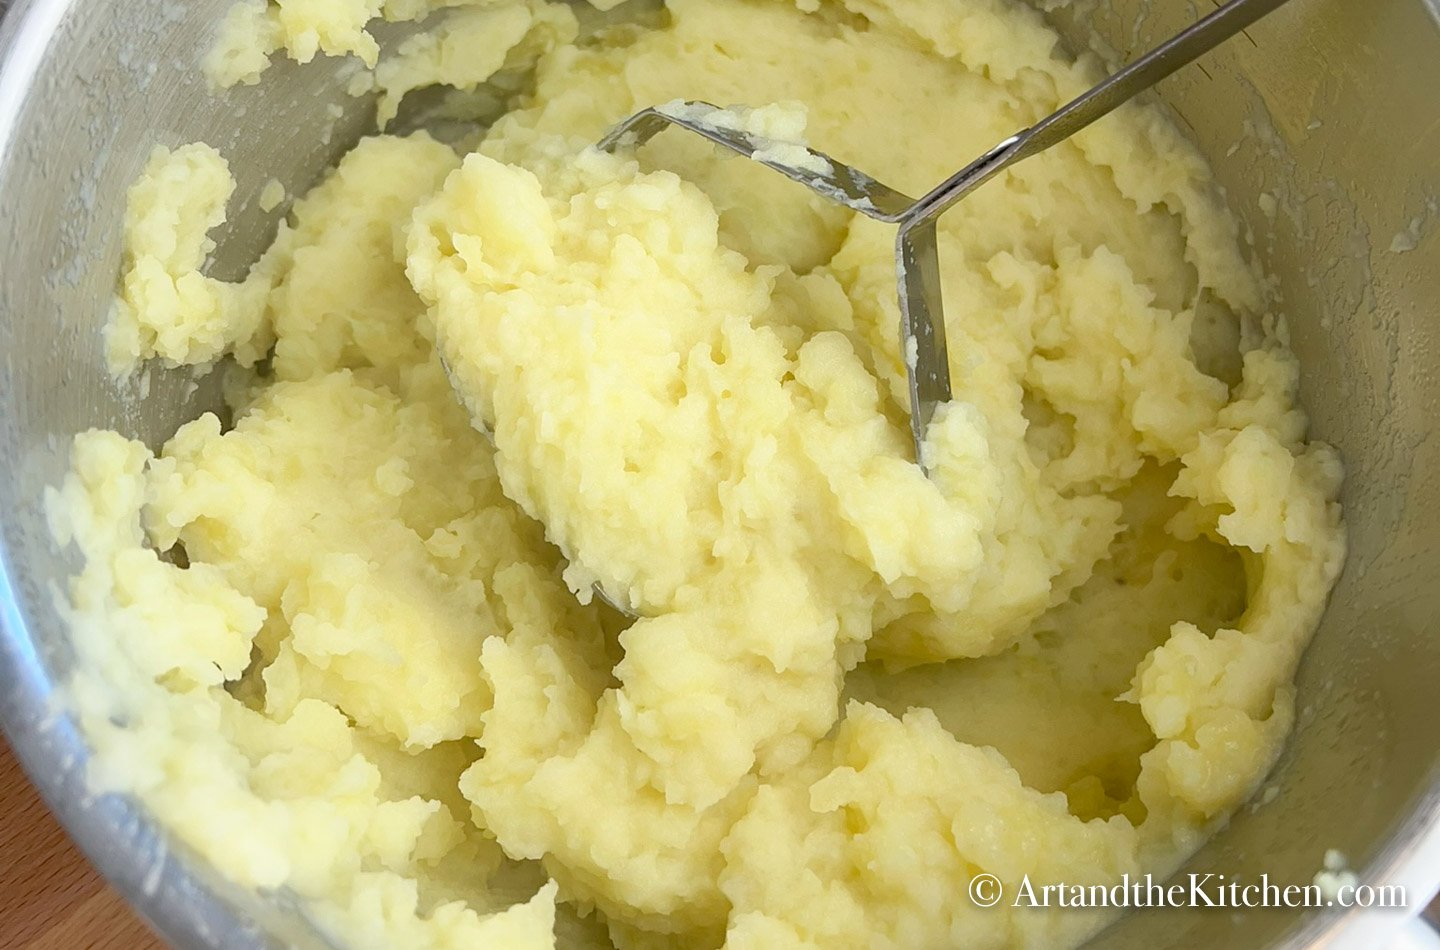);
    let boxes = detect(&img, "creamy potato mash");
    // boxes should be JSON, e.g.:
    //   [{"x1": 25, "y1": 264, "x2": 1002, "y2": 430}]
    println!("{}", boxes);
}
[{"x1": 50, "y1": 0, "x2": 1346, "y2": 946}]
